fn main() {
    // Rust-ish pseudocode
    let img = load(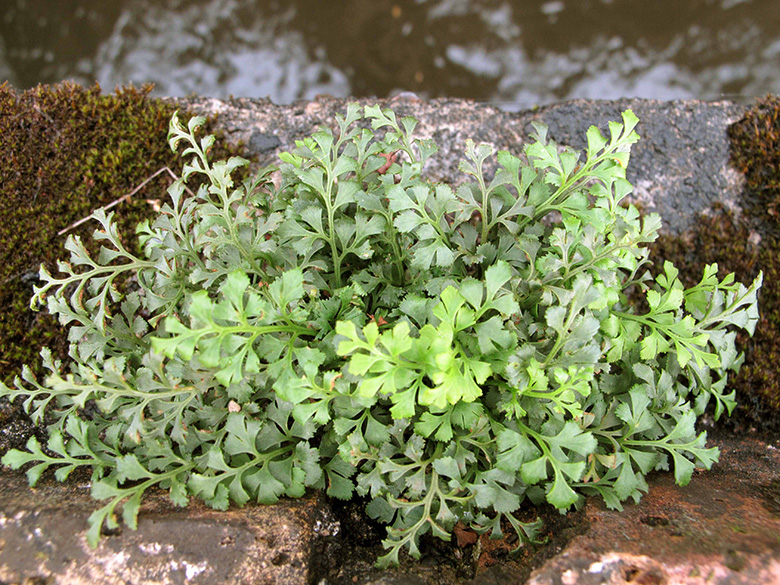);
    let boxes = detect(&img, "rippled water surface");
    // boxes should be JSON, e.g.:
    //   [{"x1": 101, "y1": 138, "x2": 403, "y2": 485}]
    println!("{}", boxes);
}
[{"x1": 2, "y1": 0, "x2": 778, "y2": 108}]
